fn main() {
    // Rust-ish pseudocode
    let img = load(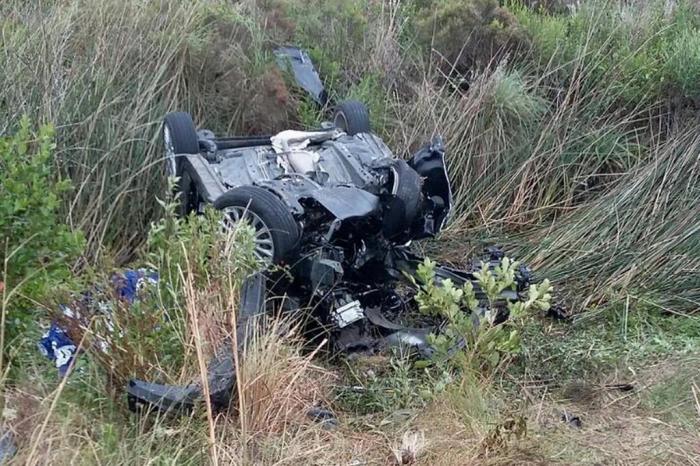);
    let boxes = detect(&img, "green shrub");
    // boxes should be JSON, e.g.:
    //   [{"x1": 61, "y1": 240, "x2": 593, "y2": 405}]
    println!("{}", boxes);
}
[
  {"x1": 411, "y1": 257, "x2": 552, "y2": 371},
  {"x1": 413, "y1": 0, "x2": 530, "y2": 74},
  {"x1": 0, "y1": 118, "x2": 84, "y2": 343}
]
